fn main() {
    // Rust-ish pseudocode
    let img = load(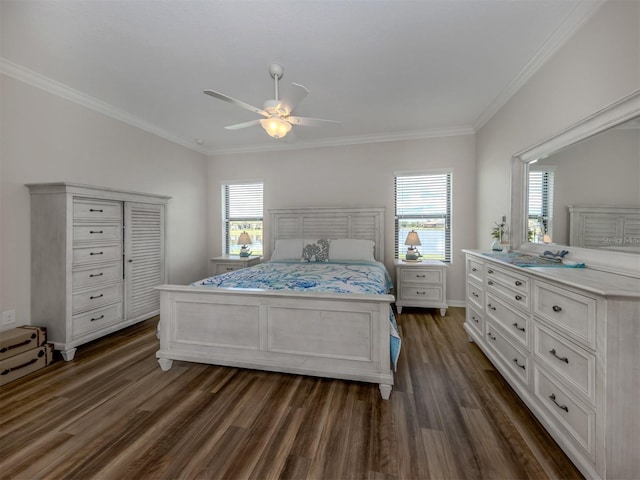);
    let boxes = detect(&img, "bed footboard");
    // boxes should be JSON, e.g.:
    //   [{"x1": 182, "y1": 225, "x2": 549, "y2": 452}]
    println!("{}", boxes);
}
[{"x1": 155, "y1": 285, "x2": 395, "y2": 399}]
